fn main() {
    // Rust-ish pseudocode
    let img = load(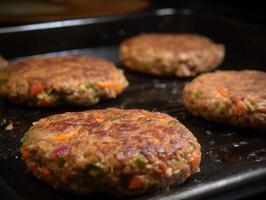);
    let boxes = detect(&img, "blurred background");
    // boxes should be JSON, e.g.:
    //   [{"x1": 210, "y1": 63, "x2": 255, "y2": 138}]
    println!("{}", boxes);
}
[{"x1": 0, "y1": 0, "x2": 265, "y2": 27}]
